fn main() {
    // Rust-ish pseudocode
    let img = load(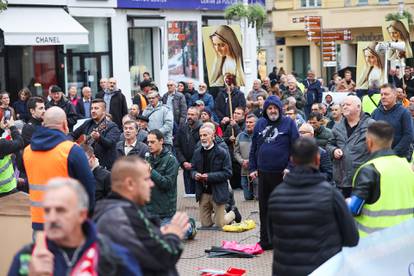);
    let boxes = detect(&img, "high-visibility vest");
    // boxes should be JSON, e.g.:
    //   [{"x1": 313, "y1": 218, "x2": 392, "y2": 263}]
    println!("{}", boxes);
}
[
  {"x1": 23, "y1": 141, "x2": 73, "y2": 229},
  {"x1": 0, "y1": 155, "x2": 17, "y2": 194},
  {"x1": 139, "y1": 94, "x2": 147, "y2": 110},
  {"x1": 353, "y1": 155, "x2": 414, "y2": 238},
  {"x1": 362, "y1": 93, "x2": 381, "y2": 115}
]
